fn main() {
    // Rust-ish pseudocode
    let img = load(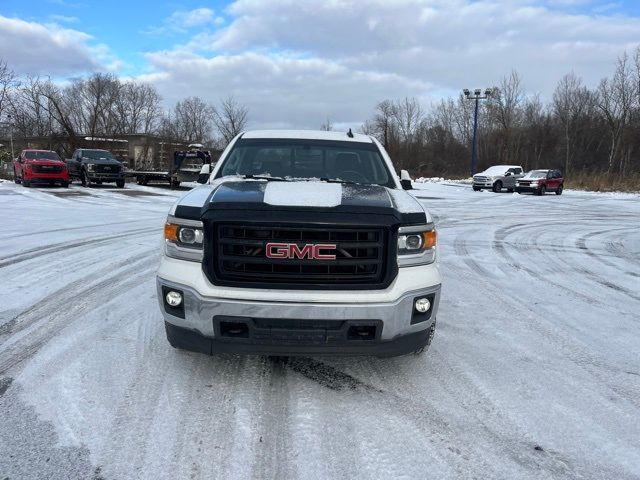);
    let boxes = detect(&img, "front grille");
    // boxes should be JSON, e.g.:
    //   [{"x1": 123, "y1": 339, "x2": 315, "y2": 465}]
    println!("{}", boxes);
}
[
  {"x1": 213, "y1": 223, "x2": 387, "y2": 286},
  {"x1": 32, "y1": 165, "x2": 63, "y2": 173},
  {"x1": 518, "y1": 181, "x2": 532, "y2": 186},
  {"x1": 94, "y1": 164, "x2": 120, "y2": 173},
  {"x1": 473, "y1": 176, "x2": 488, "y2": 182}
]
